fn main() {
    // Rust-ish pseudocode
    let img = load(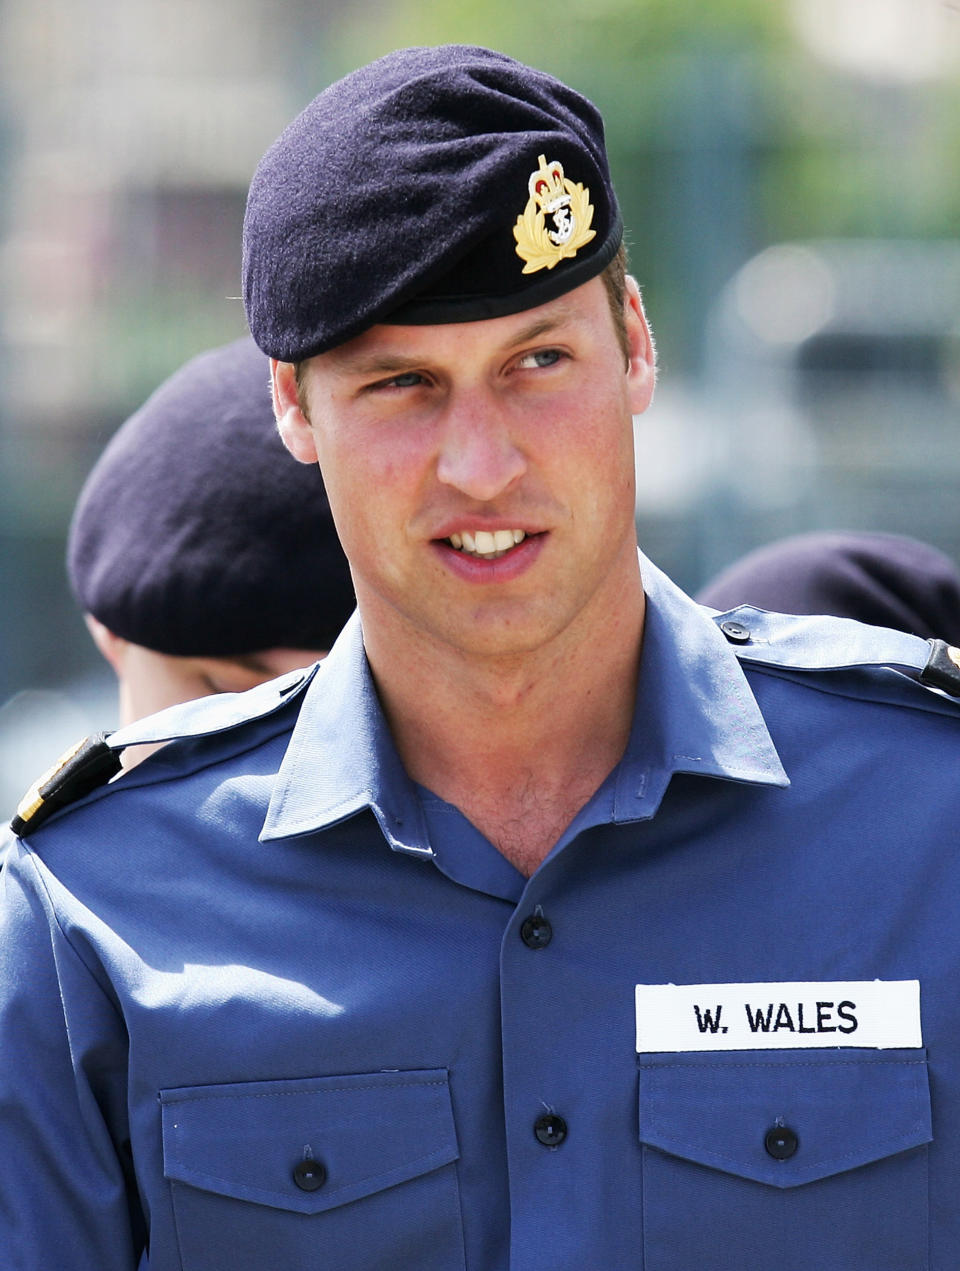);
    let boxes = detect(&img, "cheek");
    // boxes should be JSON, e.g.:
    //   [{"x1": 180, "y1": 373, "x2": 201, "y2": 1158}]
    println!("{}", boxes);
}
[
  {"x1": 314, "y1": 450, "x2": 407, "y2": 581},
  {"x1": 320, "y1": 426, "x2": 428, "y2": 516},
  {"x1": 563, "y1": 384, "x2": 635, "y2": 471},
  {"x1": 563, "y1": 398, "x2": 636, "y2": 522},
  {"x1": 128, "y1": 662, "x2": 209, "y2": 718}
]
